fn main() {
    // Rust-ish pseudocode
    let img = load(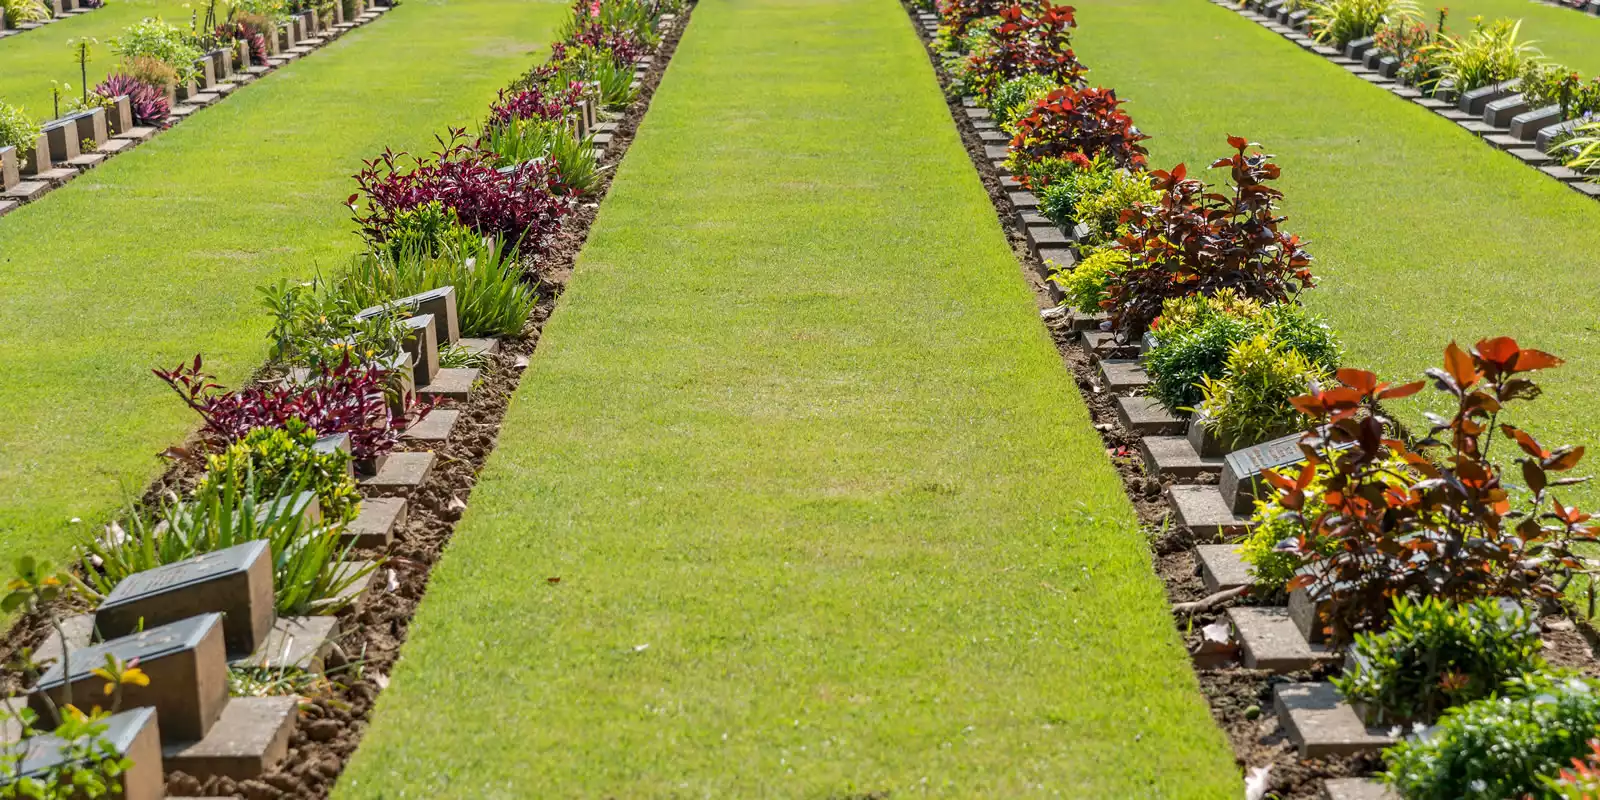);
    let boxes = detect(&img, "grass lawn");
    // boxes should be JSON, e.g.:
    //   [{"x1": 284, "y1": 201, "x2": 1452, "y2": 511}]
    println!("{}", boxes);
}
[
  {"x1": 0, "y1": 0, "x2": 198, "y2": 122},
  {"x1": 1076, "y1": 0, "x2": 1600, "y2": 507},
  {"x1": 333, "y1": 0, "x2": 1238, "y2": 796},
  {"x1": 1419, "y1": 0, "x2": 1600, "y2": 76},
  {"x1": 0, "y1": 0, "x2": 571, "y2": 591}
]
